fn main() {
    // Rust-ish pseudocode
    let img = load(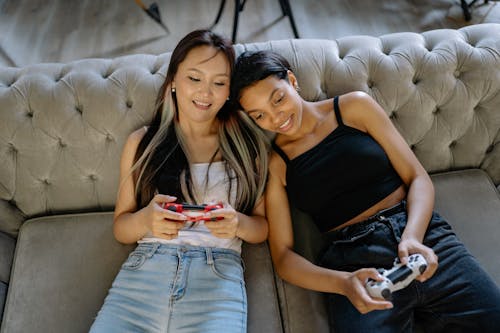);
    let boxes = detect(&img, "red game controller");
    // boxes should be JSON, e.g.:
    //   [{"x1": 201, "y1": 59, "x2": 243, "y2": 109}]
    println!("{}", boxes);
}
[{"x1": 161, "y1": 202, "x2": 224, "y2": 222}]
